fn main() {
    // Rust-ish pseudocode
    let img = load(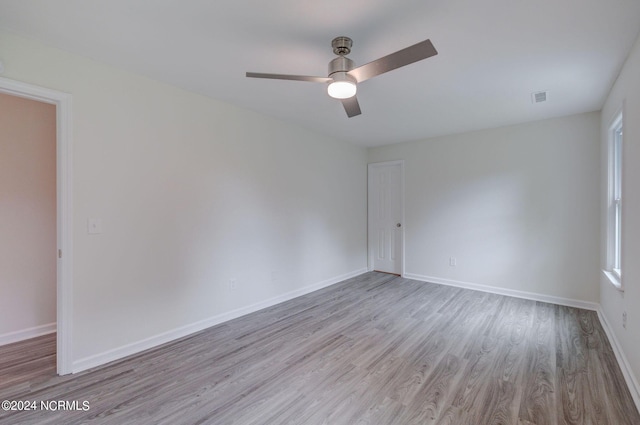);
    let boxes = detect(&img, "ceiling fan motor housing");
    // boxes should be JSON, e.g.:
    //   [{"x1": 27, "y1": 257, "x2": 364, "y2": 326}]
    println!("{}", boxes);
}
[
  {"x1": 329, "y1": 56, "x2": 355, "y2": 76},
  {"x1": 328, "y1": 55, "x2": 357, "y2": 91}
]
